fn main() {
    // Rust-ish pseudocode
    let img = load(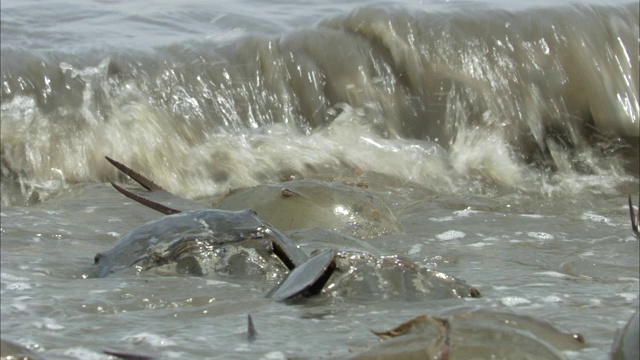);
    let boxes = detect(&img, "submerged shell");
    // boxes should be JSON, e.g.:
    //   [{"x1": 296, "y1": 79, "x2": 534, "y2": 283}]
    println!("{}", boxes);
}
[
  {"x1": 350, "y1": 306, "x2": 585, "y2": 360},
  {"x1": 268, "y1": 249, "x2": 478, "y2": 302},
  {"x1": 316, "y1": 250, "x2": 478, "y2": 301},
  {"x1": 92, "y1": 209, "x2": 303, "y2": 278},
  {"x1": 213, "y1": 180, "x2": 402, "y2": 238},
  {"x1": 284, "y1": 228, "x2": 479, "y2": 300}
]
